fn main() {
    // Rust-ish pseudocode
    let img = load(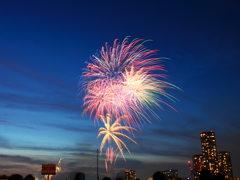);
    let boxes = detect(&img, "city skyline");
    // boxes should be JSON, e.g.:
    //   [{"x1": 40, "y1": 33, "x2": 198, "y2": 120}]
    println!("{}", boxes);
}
[
  {"x1": 0, "y1": 1, "x2": 240, "y2": 180},
  {"x1": 192, "y1": 131, "x2": 233, "y2": 179}
]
